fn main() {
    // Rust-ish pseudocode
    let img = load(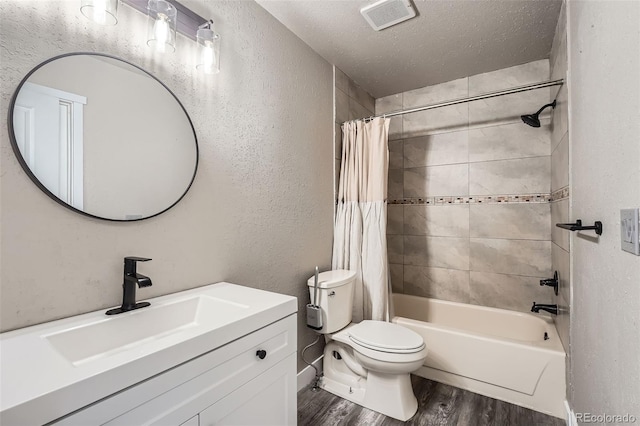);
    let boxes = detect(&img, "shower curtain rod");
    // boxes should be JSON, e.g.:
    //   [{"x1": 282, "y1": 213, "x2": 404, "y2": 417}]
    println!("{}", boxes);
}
[{"x1": 358, "y1": 79, "x2": 564, "y2": 123}]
